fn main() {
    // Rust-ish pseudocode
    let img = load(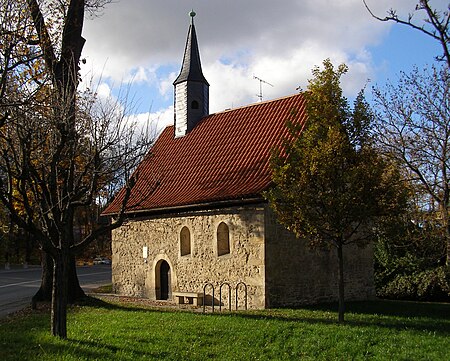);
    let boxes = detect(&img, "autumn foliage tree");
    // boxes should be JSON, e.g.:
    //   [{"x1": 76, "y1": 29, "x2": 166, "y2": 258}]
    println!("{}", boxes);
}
[
  {"x1": 0, "y1": 0, "x2": 151, "y2": 338},
  {"x1": 0, "y1": 0, "x2": 46, "y2": 268},
  {"x1": 265, "y1": 59, "x2": 407, "y2": 322}
]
